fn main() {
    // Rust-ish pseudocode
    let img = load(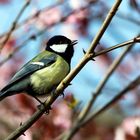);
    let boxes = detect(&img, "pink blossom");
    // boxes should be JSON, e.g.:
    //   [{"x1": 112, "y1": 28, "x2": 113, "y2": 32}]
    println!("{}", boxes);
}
[
  {"x1": 36, "y1": 7, "x2": 62, "y2": 30},
  {"x1": 122, "y1": 116, "x2": 140, "y2": 137},
  {"x1": 53, "y1": 102, "x2": 72, "y2": 129}
]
